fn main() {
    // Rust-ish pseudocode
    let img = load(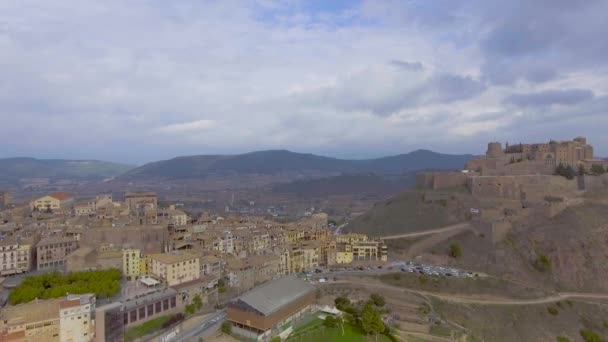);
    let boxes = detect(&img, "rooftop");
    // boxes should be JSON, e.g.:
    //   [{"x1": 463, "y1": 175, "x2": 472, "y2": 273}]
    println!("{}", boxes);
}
[
  {"x1": 37, "y1": 236, "x2": 78, "y2": 247},
  {"x1": 48, "y1": 192, "x2": 73, "y2": 201},
  {"x1": 149, "y1": 251, "x2": 198, "y2": 264},
  {"x1": 232, "y1": 276, "x2": 314, "y2": 316}
]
